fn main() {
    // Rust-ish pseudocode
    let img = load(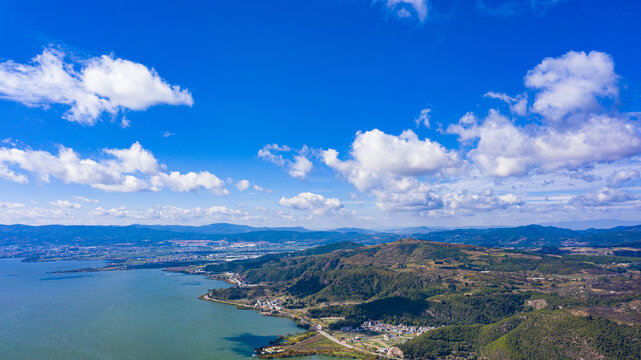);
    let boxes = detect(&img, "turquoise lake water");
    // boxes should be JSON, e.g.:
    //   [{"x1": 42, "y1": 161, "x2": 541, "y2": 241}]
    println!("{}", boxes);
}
[{"x1": 0, "y1": 258, "x2": 340, "y2": 360}]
